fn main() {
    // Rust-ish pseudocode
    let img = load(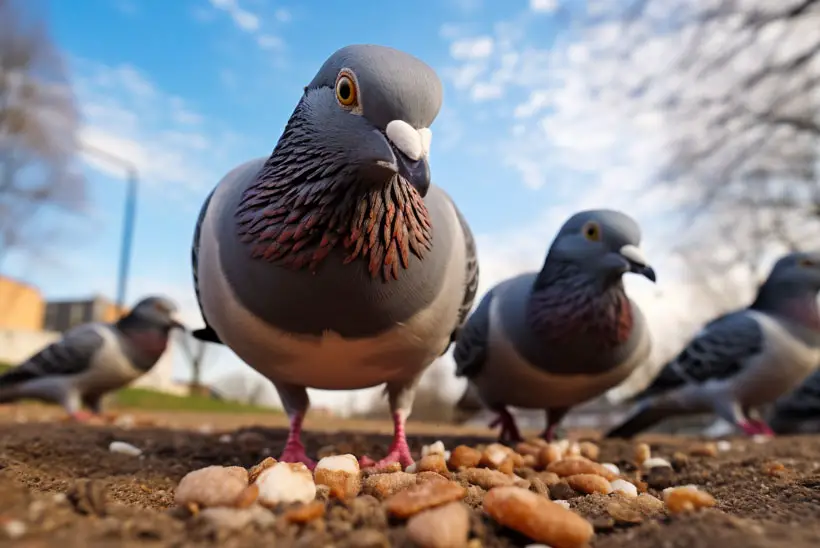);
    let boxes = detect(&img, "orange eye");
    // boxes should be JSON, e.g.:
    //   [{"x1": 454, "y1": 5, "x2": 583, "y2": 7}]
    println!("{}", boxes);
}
[
  {"x1": 335, "y1": 72, "x2": 357, "y2": 107},
  {"x1": 582, "y1": 221, "x2": 601, "y2": 242}
]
